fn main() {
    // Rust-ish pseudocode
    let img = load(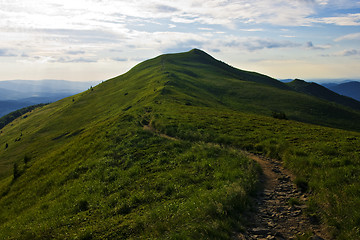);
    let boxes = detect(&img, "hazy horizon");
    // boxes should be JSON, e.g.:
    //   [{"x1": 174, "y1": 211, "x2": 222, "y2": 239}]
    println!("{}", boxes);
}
[{"x1": 0, "y1": 75, "x2": 359, "y2": 85}]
